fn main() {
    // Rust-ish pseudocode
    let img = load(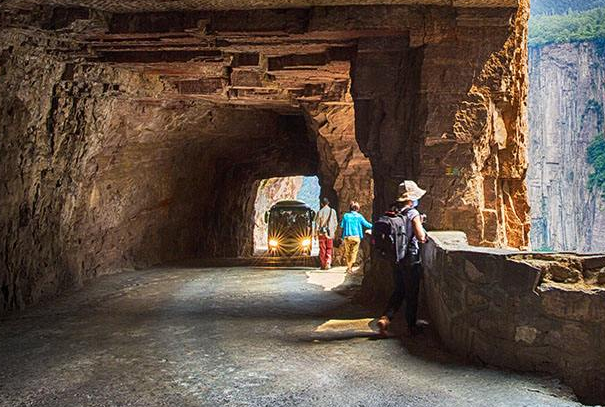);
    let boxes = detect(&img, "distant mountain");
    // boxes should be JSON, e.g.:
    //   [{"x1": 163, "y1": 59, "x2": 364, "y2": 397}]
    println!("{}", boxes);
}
[{"x1": 532, "y1": 0, "x2": 605, "y2": 16}]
